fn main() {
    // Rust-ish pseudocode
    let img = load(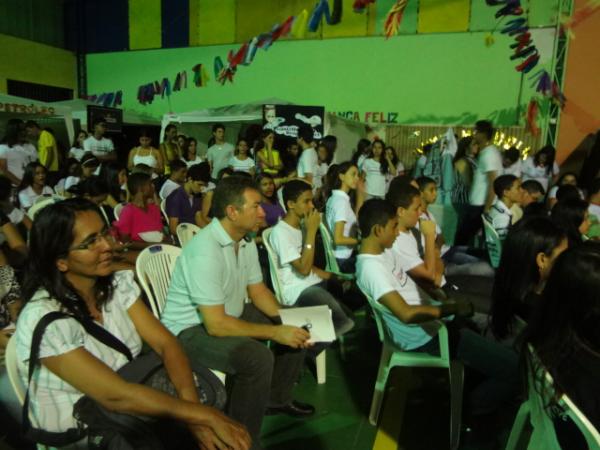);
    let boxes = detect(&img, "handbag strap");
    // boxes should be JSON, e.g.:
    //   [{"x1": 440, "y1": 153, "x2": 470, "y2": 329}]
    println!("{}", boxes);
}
[{"x1": 23, "y1": 310, "x2": 134, "y2": 445}]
